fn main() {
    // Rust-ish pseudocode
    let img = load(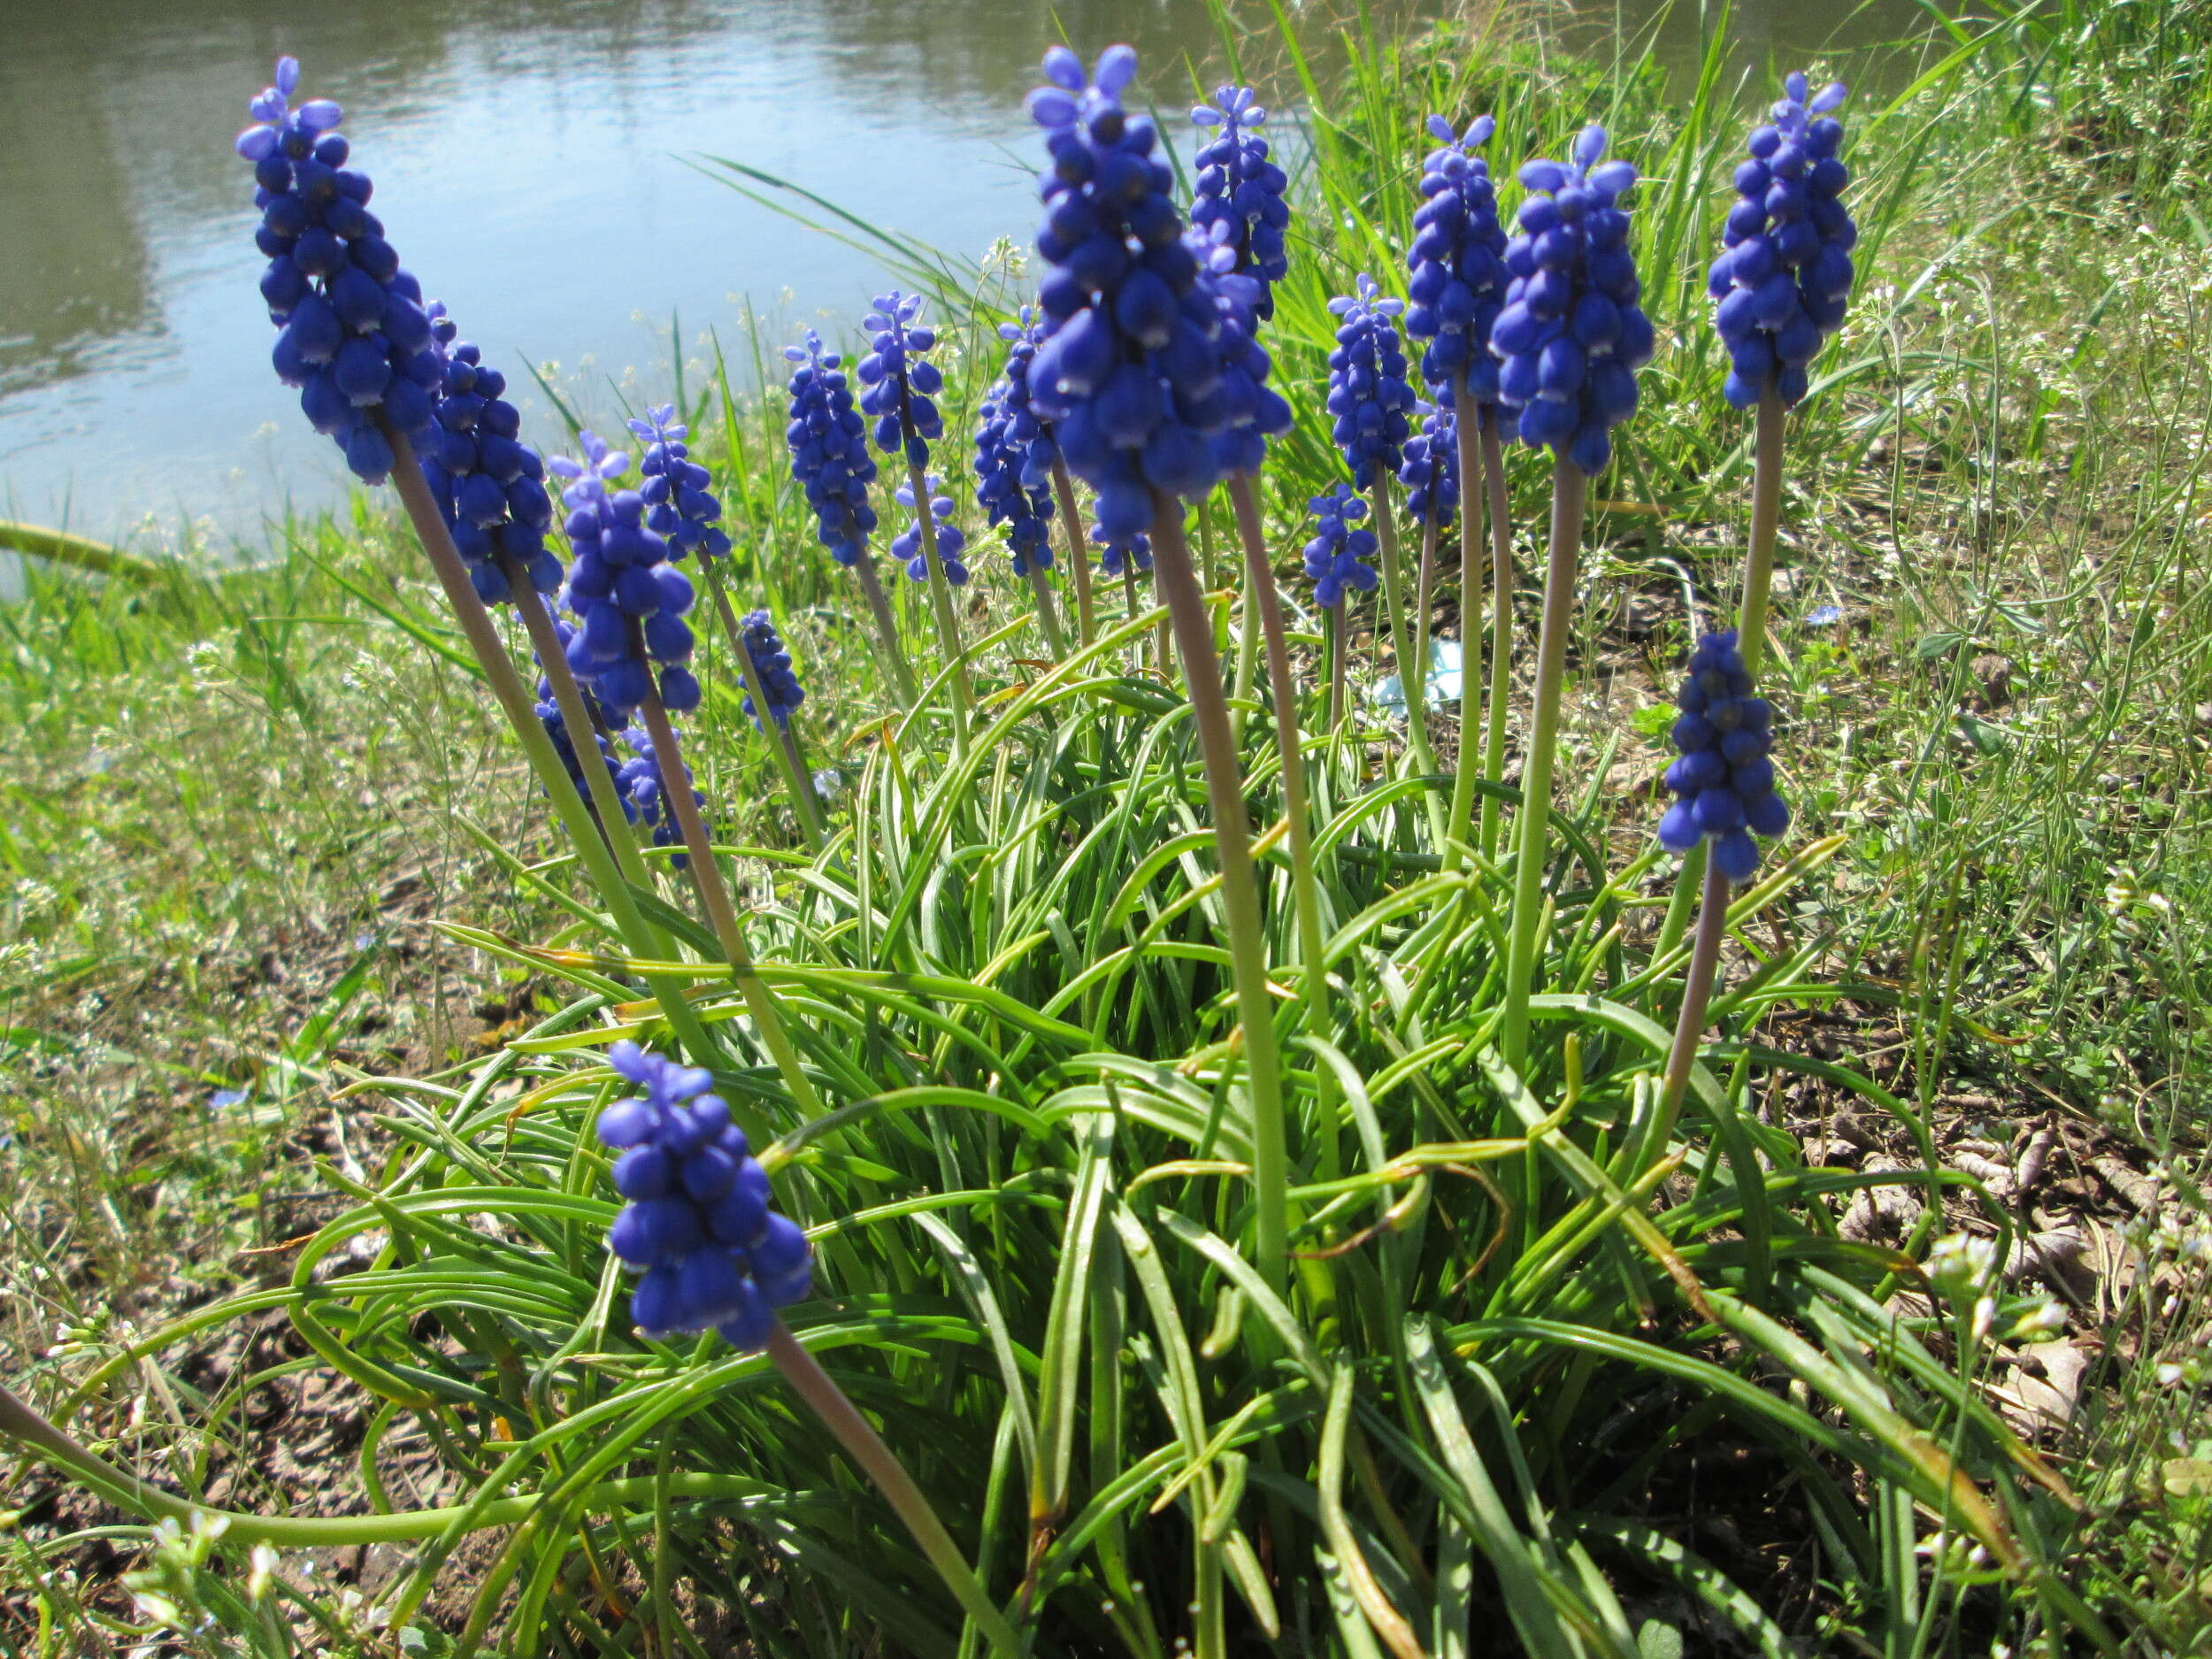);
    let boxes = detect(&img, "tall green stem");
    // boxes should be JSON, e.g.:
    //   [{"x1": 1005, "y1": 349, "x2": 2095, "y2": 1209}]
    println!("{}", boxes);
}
[
  {"x1": 1738, "y1": 384, "x2": 1787, "y2": 678},
  {"x1": 1326, "y1": 602, "x2": 1347, "y2": 730},
  {"x1": 1148, "y1": 491, "x2": 1290, "y2": 1297},
  {"x1": 1477, "y1": 405, "x2": 1517, "y2": 862},
  {"x1": 1500, "y1": 459, "x2": 1587, "y2": 1072},
  {"x1": 1050, "y1": 458, "x2": 1098, "y2": 650},
  {"x1": 766, "y1": 1325, "x2": 1022, "y2": 1657},
  {"x1": 380, "y1": 425, "x2": 718, "y2": 1064},
  {"x1": 1371, "y1": 483, "x2": 1446, "y2": 848},
  {"x1": 1025, "y1": 565, "x2": 1069, "y2": 661},
  {"x1": 850, "y1": 547, "x2": 921, "y2": 706},
  {"x1": 1651, "y1": 857, "x2": 1732, "y2": 1162},
  {"x1": 698, "y1": 558, "x2": 826, "y2": 850},
  {"x1": 634, "y1": 689, "x2": 823, "y2": 1121},
  {"x1": 1444, "y1": 377, "x2": 1503, "y2": 867},
  {"x1": 905, "y1": 461, "x2": 972, "y2": 755}
]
